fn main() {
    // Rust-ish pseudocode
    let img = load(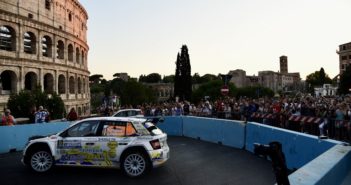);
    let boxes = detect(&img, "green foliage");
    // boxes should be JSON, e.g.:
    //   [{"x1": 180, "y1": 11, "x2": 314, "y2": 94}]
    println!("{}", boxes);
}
[
  {"x1": 46, "y1": 93, "x2": 65, "y2": 120},
  {"x1": 7, "y1": 89, "x2": 65, "y2": 119},
  {"x1": 7, "y1": 91, "x2": 35, "y2": 118},
  {"x1": 89, "y1": 74, "x2": 103, "y2": 84},
  {"x1": 109, "y1": 80, "x2": 156, "y2": 106},
  {"x1": 338, "y1": 65, "x2": 351, "y2": 94},
  {"x1": 192, "y1": 80, "x2": 237, "y2": 103},
  {"x1": 306, "y1": 68, "x2": 332, "y2": 93},
  {"x1": 236, "y1": 86, "x2": 274, "y2": 98},
  {"x1": 139, "y1": 73, "x2": 162, "y2": 83},
  {"x1": 162, "y1": 75, "x2": 175, "y2": 83}
]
